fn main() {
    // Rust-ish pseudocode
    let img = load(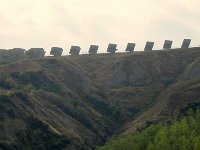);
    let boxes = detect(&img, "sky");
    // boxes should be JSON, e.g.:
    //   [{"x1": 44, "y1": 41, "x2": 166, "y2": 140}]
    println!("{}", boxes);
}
[{"x1": 0, "y1": 0, "x2": 199, "y2": 55}]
